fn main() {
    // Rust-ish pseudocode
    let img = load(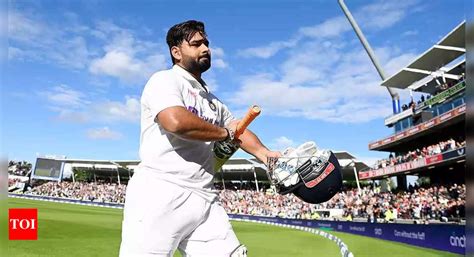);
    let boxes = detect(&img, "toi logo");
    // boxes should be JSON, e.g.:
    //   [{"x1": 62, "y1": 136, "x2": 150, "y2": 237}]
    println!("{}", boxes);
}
[{"x1": 9, "y1": 208, "x2": 38, "y2": 240}]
